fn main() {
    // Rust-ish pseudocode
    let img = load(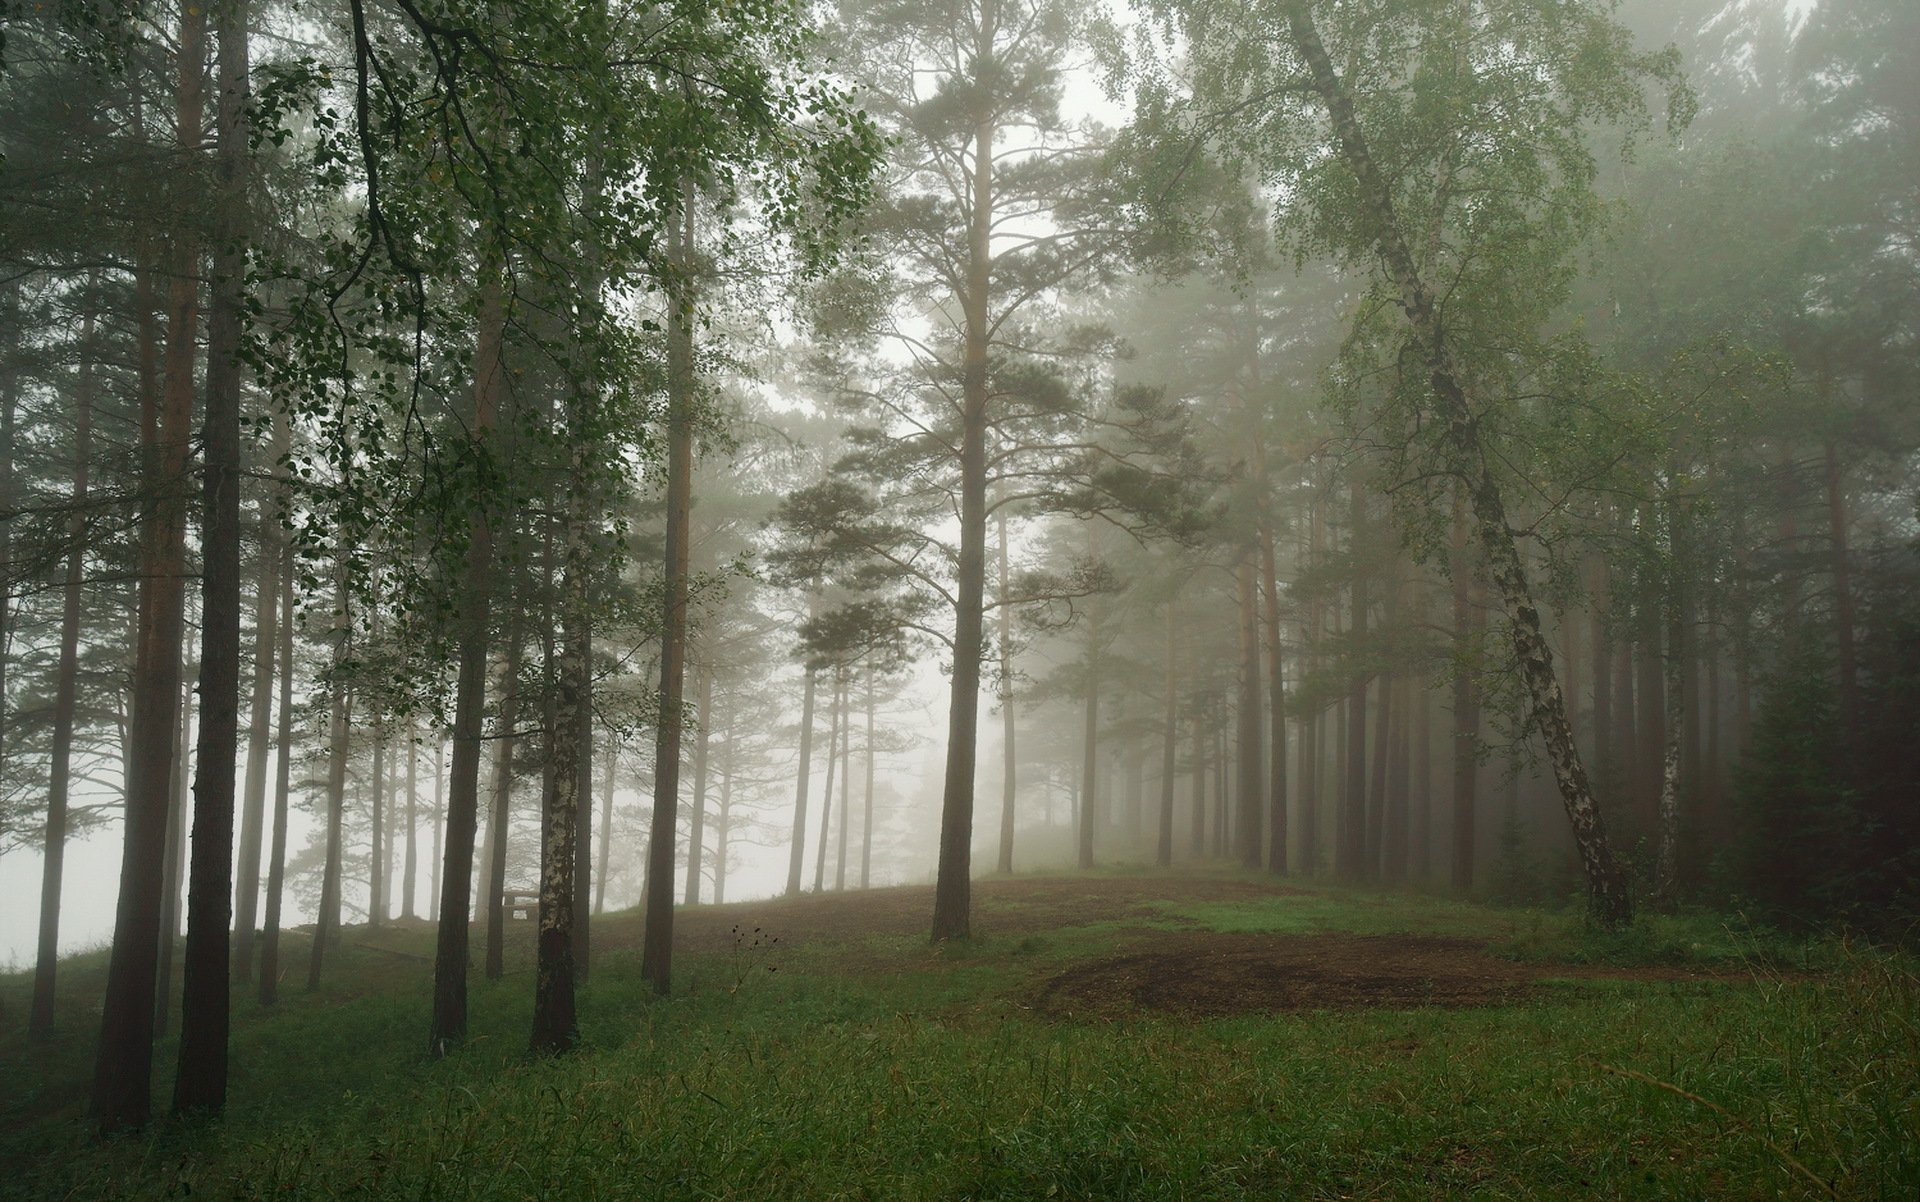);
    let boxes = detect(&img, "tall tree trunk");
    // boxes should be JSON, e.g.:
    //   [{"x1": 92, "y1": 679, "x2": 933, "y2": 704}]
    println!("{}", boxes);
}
[
  {"x1": 30, "y1": 305, "x2": 97, "y2": 1039},
  {"x1": 1823, "y1": 440, "x2": 1858, "y2": 730},
  {"x1": 862, "y1": 668, "x2": 875, "y2": 889},
  {"x1": 1383, "y1": 674, "x2": 1411, "y2": 883},
  {"x1": 483, "y1": 614, "x2": 525, "y2": 981},
  {"x1": 1366, "y1": 659, "x2": 1394, "y2": 880},
  {"x1": 813, "y1": 677, "x2": 842, "y2": 893},
  {"x1": 595, "y1": 732, "x2": 616, "y2": 915},
  {"x1": 531, "y1": 386, "x2": 597, "y2": 1054},
  {"x1": 1235, "y1": 555, "x2": 1264, "y2": 868},
  {"x1": 930, "y1": 18, "x2": 996, "y2": 943},
  {"x1": 1158, "y1": 605, "x2": 1178, "y2": 868},
  {"x1": 1300, "y1": 490, "x2": 1325, "y2": 873},
  {"x1": 174, "y1": 0, "x2": 250, "y2": 1111},
  {"x1": 835, "y1": 679, "x2": 852, "y2": 891},
  {"x1": 1260, "y1": 527, "x2": 1289, "y2": 875},
  {"x1": 1189, "y1": 704, "x2": 1207, "y2": 857},
  {"x1": 995, "y1": 507, "x2": 1017, "y2": 874},
  {"x1": 402, "y1": 722, "x2": 419, "y2": 919},
  {"x1": 91, "y1": 0, "x2": 207, "y2": 1131},
  {"x1": 234, "y1": 414, "x2": 285, "y2": 981},
  {"x1": 1287, "y1": 0, "x2": 1629, "y2": 925},
  {"x1": 257, "y1": 541, "x2": 295, "y2": 1005},
  {"x1": 571, "y1": 633, "x2": 592, "y2": 981},
  {"x1": 1653, "y1": 490, "x2": 1687, "y2": 908},
  {"x1": 716, "y1": 718, "x2": 734, "y2": 903},
  {"x1": 1078, "y1": 604, "x2": 1100, "y2": 870},
  {"x1": 1339, "y1": 480, "x2": 1369, "y2": 880},
  {"x1": 786, "y1": 661, "x2": 817, "y2": 896},
  {"x1": 368, "y1": 719, "x2": 386, "y2": 928},
  {"x1": 1450, "y1": 497, "x2": 1481, "y2": 893},
  {"x1": 307, "y1": 575, "x2": 351, "y2": 993},
  {"x1": 1412, "y1": 642, "x2": 1433, "y2": 882},
  {"x1": 428, "y1": 262, "x2": 505, "y2": 1056},
  {"x1": 430, "y1": 735, "x2": 445, "y2": 918},
  {"x1": 1589, "y1": 555, "x2": 1613, "y2": 792},
  {"x1": 684, "y1": 664, "x2": 713, "y2": 906},
  {"x1": 156, "y1": 669, "x2": 191, "y2": 1032},
  {"x1": 640, "y1": 183, "x2": 697, "y2": 990}
]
